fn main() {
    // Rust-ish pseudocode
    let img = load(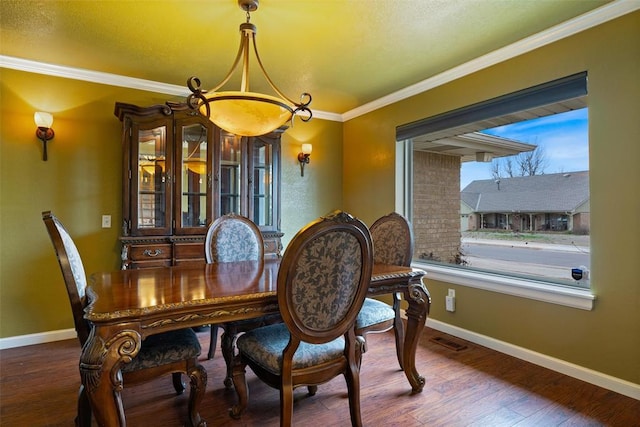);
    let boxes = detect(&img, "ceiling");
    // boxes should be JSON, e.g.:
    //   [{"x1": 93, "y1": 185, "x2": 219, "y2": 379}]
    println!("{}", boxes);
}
[{"x1": 1, "y1": 0, "x2": 627, "y2": 121}]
